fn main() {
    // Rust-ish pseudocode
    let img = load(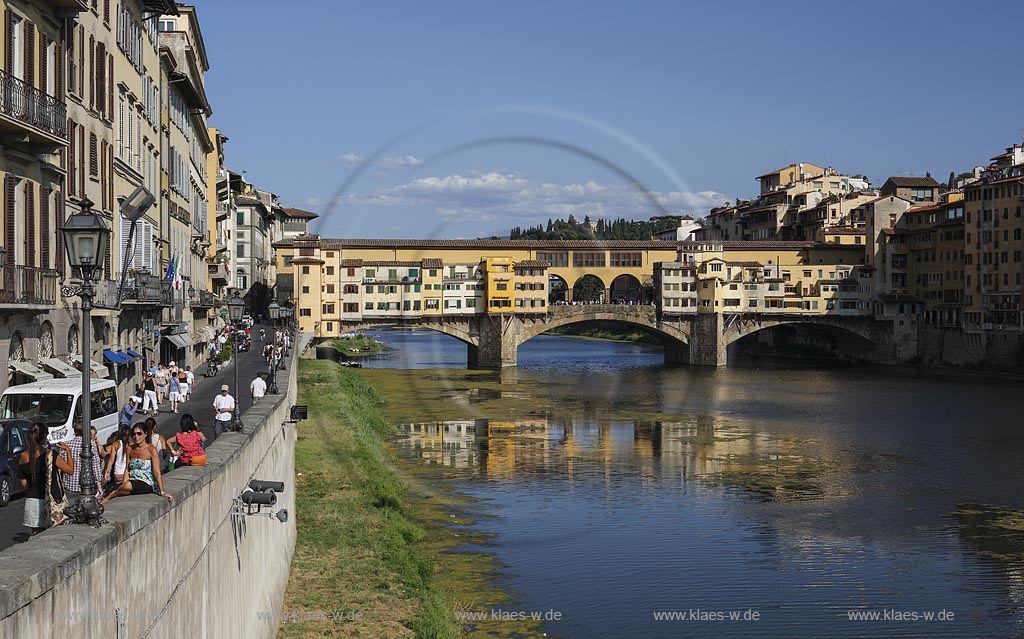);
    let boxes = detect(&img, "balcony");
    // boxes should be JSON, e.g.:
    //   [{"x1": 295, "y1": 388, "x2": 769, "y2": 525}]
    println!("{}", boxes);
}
[
  {"x1": 122, "y1": 273, "x2": 174, "y2": 307},
  {"x1": 216, "y1": 202, "x2": 231, "y2": 221},
  {"x1": 0, "y1": 265, "x2": 58, "y2": 308},
  {"x1": 0, "y1": 68, "x2": 67, "y2": 146},
  {"x1": 39, "y1": 0, "x2": 89, "y2": 10},
  {"x1": 191, "y1": 290, "x2": 216, "y2": 309},
  {"x1": 208, "y1": 262, "x2": 229, "y2": 285}
]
